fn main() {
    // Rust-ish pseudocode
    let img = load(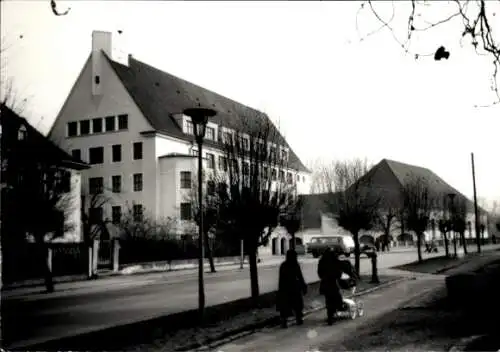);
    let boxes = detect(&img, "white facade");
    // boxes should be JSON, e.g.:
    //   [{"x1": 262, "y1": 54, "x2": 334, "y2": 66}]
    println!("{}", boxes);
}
[{"x1": 49, "y1": 30, "x2": 311, "y2": 232}]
